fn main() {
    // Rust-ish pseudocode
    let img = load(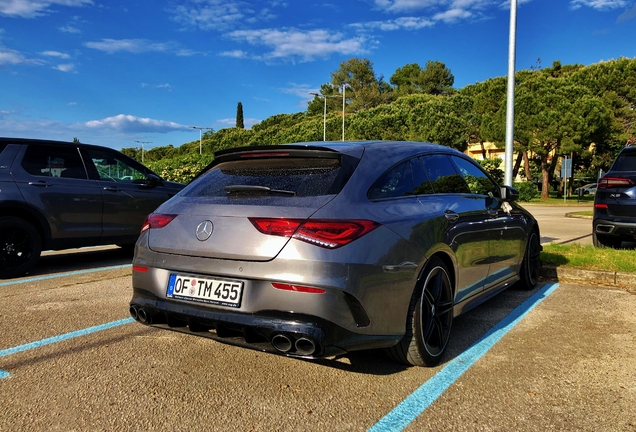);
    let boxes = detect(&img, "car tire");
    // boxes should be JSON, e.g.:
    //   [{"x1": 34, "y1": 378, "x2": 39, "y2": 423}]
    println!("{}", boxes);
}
[
  {"x1": 592, "y1": 232, "x2": 622, "y2": 249},
  {"x1": 0, "y1": 217, "x2": 42, "y2": 279},
  {"x1": 519, "y1": 230, "x2": 541, "y2": 290},
  {"x1": 385, "y1": 257, "x2": 454, "y2": 367}
]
